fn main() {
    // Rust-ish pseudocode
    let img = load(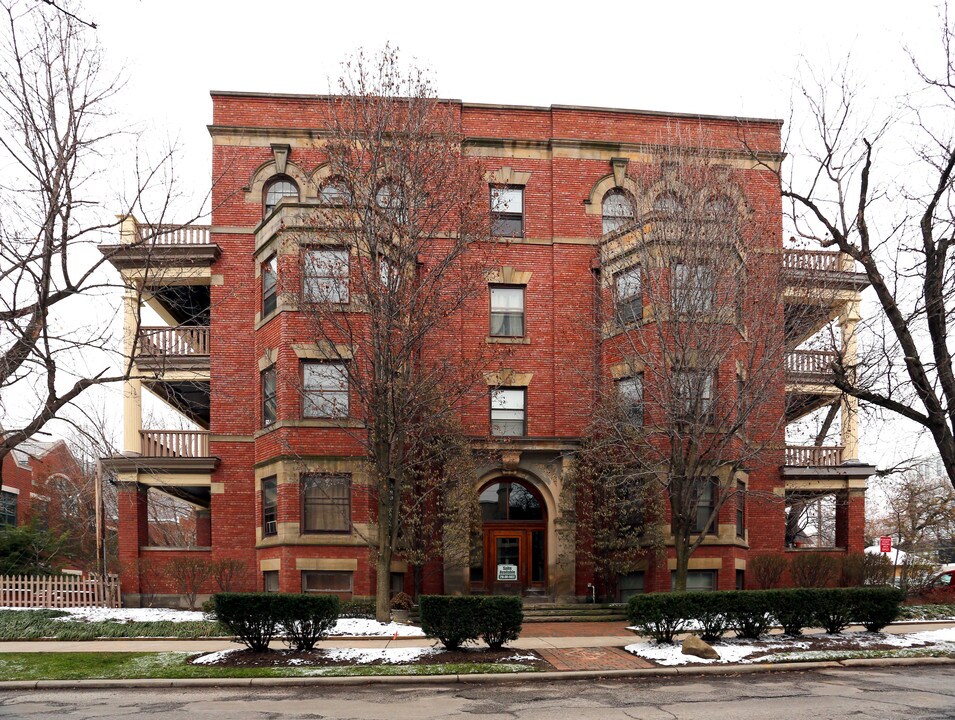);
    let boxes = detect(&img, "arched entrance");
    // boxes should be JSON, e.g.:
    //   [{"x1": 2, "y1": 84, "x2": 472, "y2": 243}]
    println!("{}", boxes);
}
[{"x1": 471, "y1": 479, "x2": 547, "y2": 595}]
